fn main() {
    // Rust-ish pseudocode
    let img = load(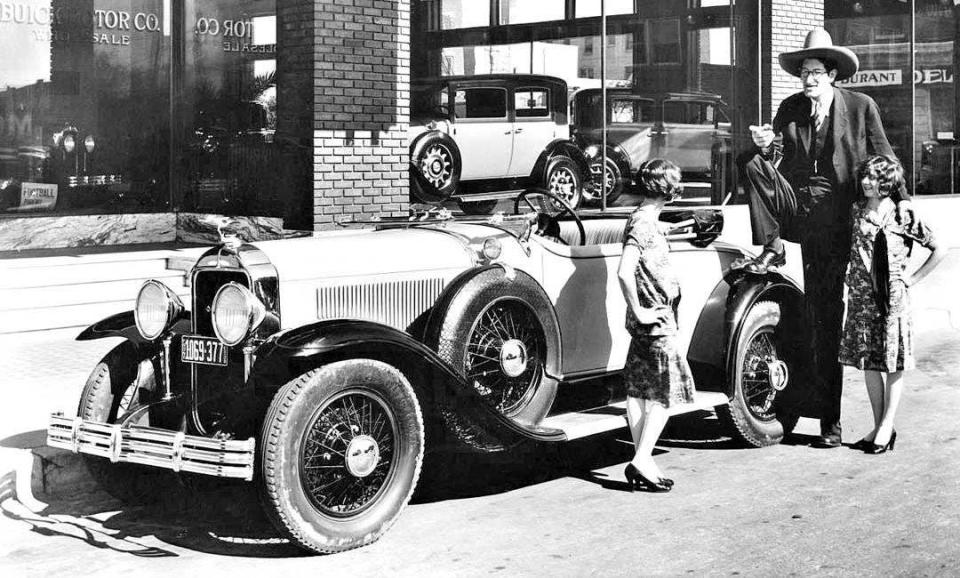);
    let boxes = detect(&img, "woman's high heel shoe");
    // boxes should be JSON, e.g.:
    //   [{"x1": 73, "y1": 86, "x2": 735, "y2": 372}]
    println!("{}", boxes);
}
[
  {"x1": 866, "y1": 430, "x2": 897, "y2": 454},
  {"x1": 624, "y1": 463, "x2": 672, "y2": 493}
]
